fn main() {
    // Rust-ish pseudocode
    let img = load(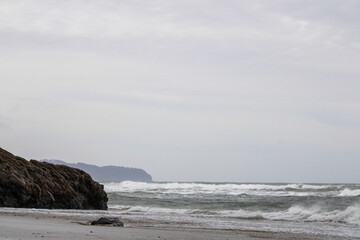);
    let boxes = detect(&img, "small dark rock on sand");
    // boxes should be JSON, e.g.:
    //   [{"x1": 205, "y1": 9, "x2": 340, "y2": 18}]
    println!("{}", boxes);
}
[{"x1": 91, "y1": 217, "x2": 124, "y2": 227}]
